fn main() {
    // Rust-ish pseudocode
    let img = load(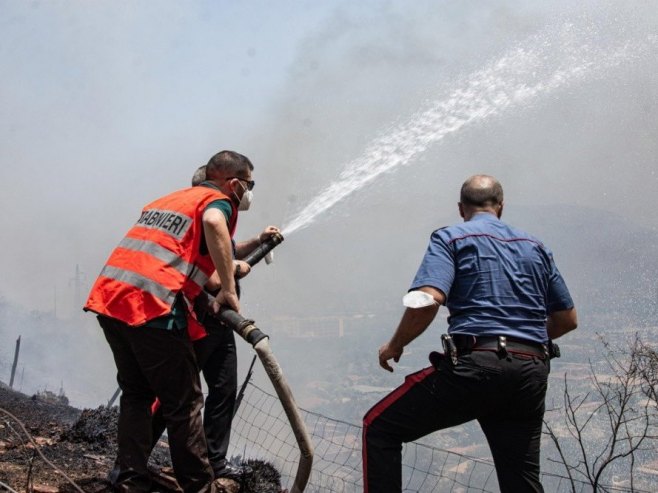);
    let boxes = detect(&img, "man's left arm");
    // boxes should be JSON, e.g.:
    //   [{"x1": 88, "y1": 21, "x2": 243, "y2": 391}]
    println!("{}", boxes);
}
[
  {"x1": 234, "y1": 225, "x2": 280, "y2": 259},
  {"x1": 547, "y1": 307, "x2": 577, "y2": 339},
  {"x1": 379, "y1": 286, "x2": 445, "y2": 372},
  {"x1": 545, "y1": 249, "x2": 577, "y2": 340}
]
